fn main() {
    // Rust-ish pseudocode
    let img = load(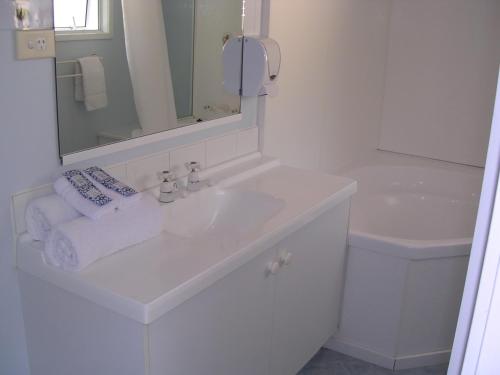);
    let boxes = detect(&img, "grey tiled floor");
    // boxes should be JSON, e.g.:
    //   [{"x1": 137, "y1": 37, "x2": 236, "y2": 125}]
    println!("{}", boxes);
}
[{"x1": 298, "y1": 348, "x2": 448, "y2": 375}]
